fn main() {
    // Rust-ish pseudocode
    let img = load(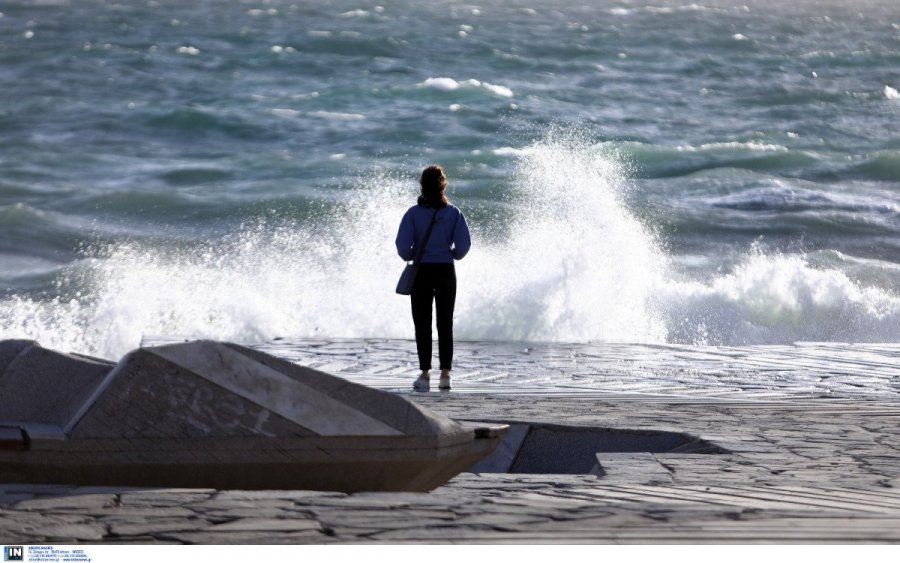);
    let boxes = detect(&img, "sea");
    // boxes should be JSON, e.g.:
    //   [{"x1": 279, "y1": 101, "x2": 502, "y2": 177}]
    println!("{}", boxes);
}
[{"x1": 2, "y1": 0, "x2": 900, "y2": 398}]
